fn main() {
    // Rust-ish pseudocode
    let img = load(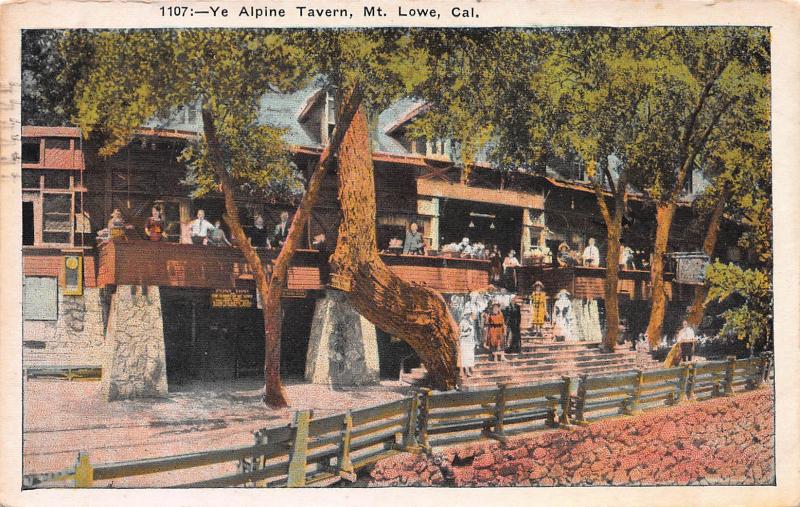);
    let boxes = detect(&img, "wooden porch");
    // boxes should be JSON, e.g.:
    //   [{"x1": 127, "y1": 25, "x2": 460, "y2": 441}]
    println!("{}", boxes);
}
[
  {"x1": 96, "y1": 240, "x2": 490, "y2": 294},
  {"x1": 515, "y1": 265, "x2": 693, "y2": 302}
]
